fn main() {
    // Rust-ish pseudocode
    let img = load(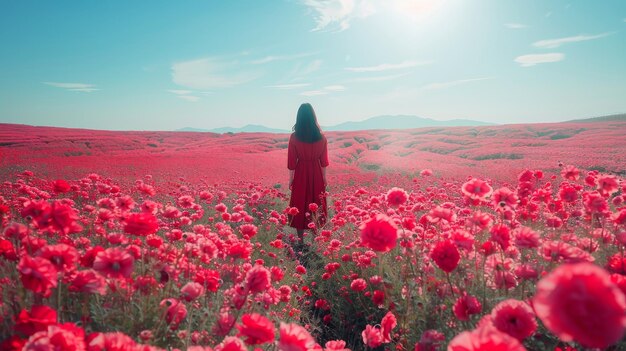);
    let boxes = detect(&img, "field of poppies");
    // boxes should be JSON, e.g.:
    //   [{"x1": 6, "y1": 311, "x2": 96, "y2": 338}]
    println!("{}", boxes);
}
[{"x1": 1, "y1": 121, "x2": 626, "y2": 350}]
